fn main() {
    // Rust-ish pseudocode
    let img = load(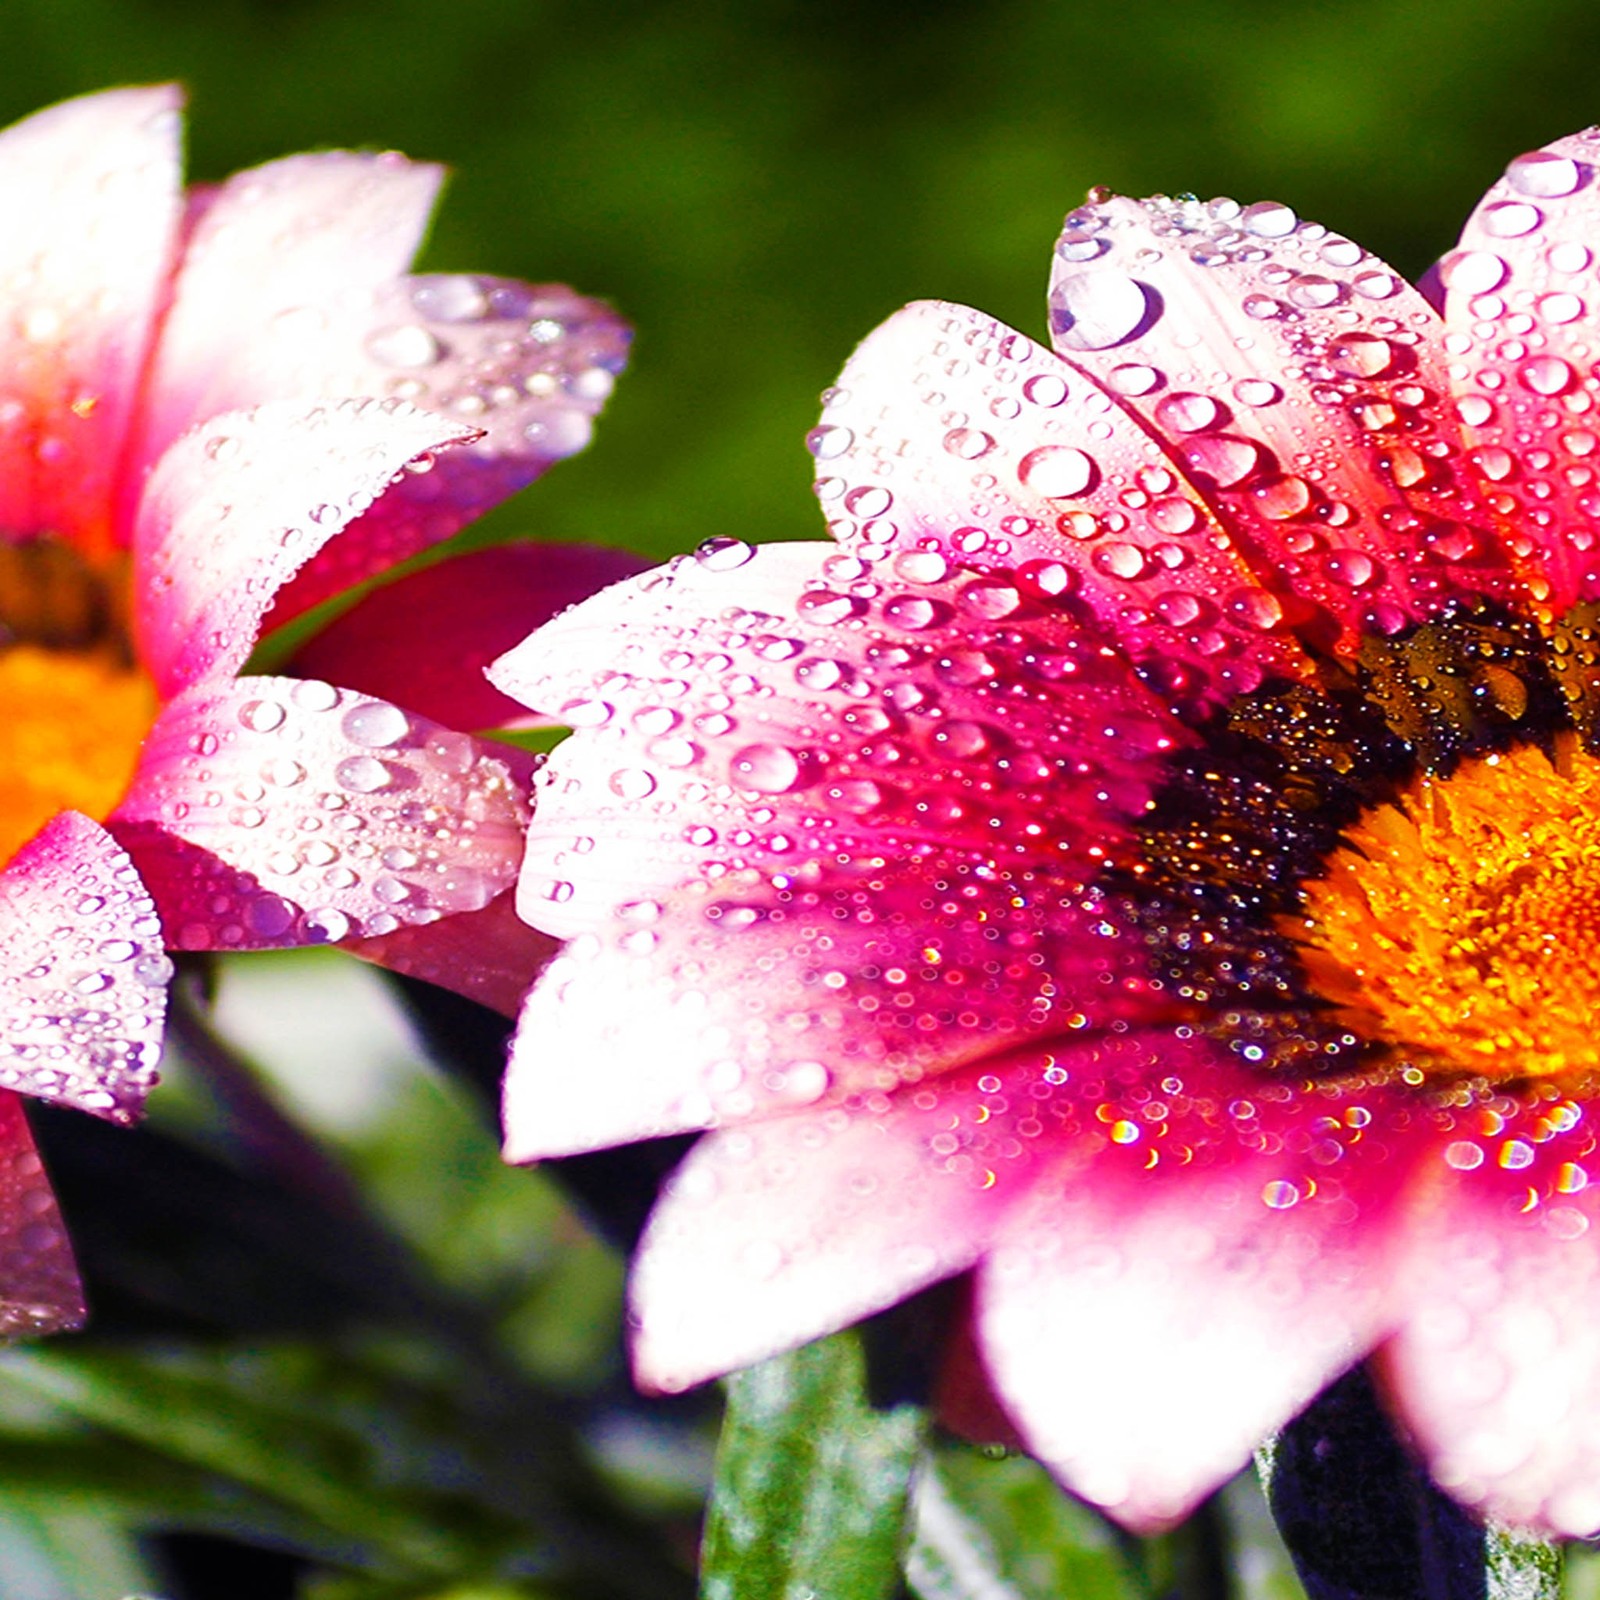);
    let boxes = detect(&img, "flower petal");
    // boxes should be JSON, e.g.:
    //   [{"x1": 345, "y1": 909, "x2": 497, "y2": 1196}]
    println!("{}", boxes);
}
[
  {"x1": 135, "y1": 149, "x2": 443, "y2": 471},
  {"x1": 346, "y1": 887, "x2": 555, "y2": 1018},
  {"x1": 491, "y1": 540, "x2": 1186, "y2": 942},
  {"x1": 630, "y1": 1033, "x2": 1206, "y2": 1393},
  {"x1": 1441, "y1": 131, "x2": 1600, "y2": 616},
  {"x1": 0, "y1": 1090, "x2": 84, "y2": 1337},
  {"x1": 132, "y1": 397, "x2": 479, "y2": 697},
  {"x1": 1381, "y1": 1100, "x2": 1600, "y2": 1536},
  {"x1": 0, "y1": 86, "x2": 183, "y2": 556},
  {"x1": 979, "y1": 1073, "x2": 1415, "y2": 1532},
  {"x1": 265, "y1": 275, "x2": 631, "y2": 627},
  {"x1": 1041, "y1": 192, "x2": 1513, "y2": 647},
  {"x1": 816, "y1": 300, "x2": 1310, "y2": 708},
  {"x1": 291, "y1": 542, "x2": 651, "y2": 731},
  {"x1": 0, "y1": 812, "x2": 168, "y2": 1123},
  {"x1": 110, "y1": 676, "x2": 527, "y2": 951},
  {"x1": 138, "y1": 147, "x2": 629, "y2": 623}
]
